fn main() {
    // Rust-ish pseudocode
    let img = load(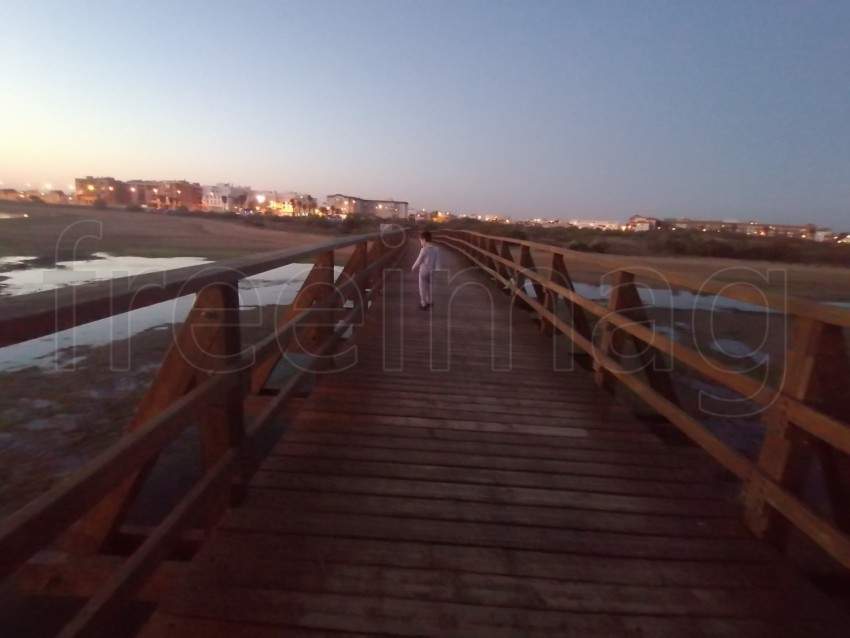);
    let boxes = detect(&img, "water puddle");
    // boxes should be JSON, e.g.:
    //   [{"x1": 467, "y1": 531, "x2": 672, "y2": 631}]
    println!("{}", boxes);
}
[{"x1": 0, "y1": 254, "x2": 334, "y2": 371}]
